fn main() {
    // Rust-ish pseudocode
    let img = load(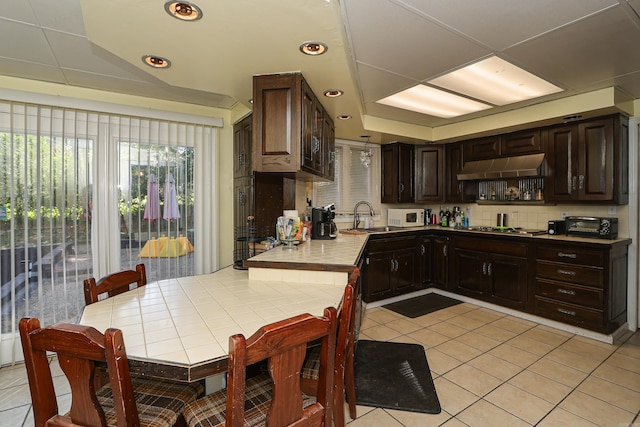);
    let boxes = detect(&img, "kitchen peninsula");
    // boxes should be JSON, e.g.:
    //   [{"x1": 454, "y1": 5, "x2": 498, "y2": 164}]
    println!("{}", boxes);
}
[{"x1": 245, "y1": 227, "x2": 630, "y2": 343}]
